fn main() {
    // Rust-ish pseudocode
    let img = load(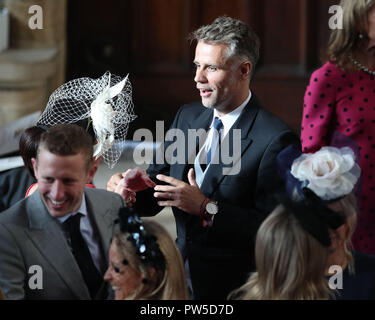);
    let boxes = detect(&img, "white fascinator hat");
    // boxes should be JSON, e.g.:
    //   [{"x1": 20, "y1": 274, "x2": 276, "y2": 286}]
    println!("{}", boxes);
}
[{"x1": 37, "y1": 71, "x2": 136, "y2": 168}]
